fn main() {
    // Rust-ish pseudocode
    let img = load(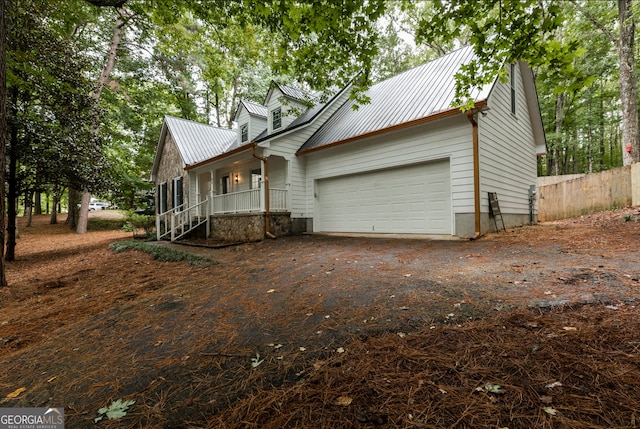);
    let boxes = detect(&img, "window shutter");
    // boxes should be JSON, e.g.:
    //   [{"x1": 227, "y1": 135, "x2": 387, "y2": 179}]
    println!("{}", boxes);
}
[
  {"x1": 159, "y1": 183, "x2": 168, "y2": 213},
  {"x1": 175, "y1": 177, "x2": 184, "y2": 207}
]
